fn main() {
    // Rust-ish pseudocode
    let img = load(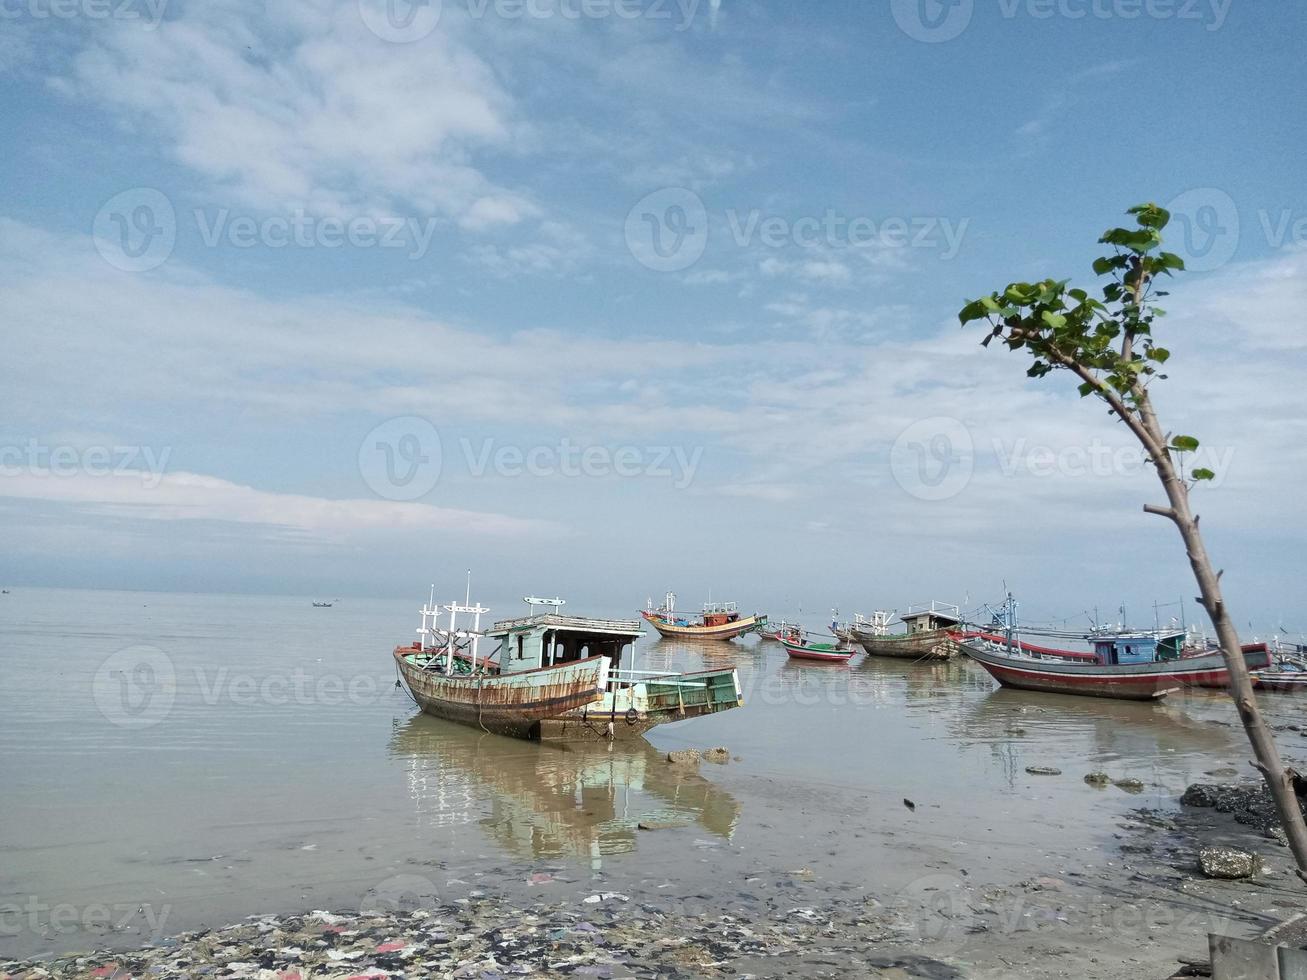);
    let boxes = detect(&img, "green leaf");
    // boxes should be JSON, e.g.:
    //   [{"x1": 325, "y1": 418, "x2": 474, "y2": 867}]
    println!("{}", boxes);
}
[
  {"x1": 1004, "y1": 284, "x2": 1034, "y2": 305},
  {"x1": 1077, "y1": 381, "x2": 1096, "y2": 397},
  {"x1": 1192, "y1": 467, "x2": 1216, "y2": 482},
  {"x1": 1041, "y1": 310, "x2": 1067, "y2": 329},
  {"x1": 1147, "y1": 347, "x2": 1170, "y2": 363},
  {"x1": 1158, "y1": 251, "x2": 1185, "y2": 271},
  {"x1": 1129, "y1": 204, "x2": 1171, "y2": 230},
  {"x1": 1170, "y1": 435, "x2": 1200, "y2": 452},
  {"x1": 959, "y1": 299, "x2": 989, "y2": 325}
]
